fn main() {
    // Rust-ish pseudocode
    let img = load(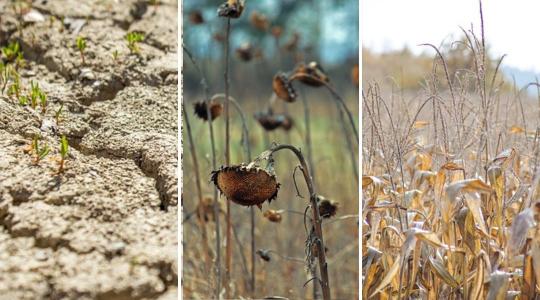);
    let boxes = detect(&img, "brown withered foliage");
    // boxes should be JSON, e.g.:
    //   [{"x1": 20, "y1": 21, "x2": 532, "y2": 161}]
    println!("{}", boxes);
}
[
  {"x1": 255, "y1": 110, "x2": 294, "y2": 131},
  {"x1": 272, "y1": 73, "x2": 297, "y2": 102},
  {"x1": 188, "y1": 10, "x2": 204, "y2": 24},
  {"x1": 263, "y1": 209, "x2": 283, "y2": 223},
  {"x1": 292, "y1": 61, "x2": 330, "y2": 87},
  {"x1": 236, "y1": 43, "x2": 253, "y2": 62},
  {"x1": 217, "y1": 0, "x2": 245, "y2": 18},
  {"x1": 193, "y1": 100, "x2": 223, "y2": 121},
  {"x1": 211, "y1": 163, "x2": 280, "y2": 209},
  {"x1": 250, "y1": 11, "x2": 269, "y2": 31},
  {"x1": 363, "y1": 3, "x2": 540, "y2": 298}
]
